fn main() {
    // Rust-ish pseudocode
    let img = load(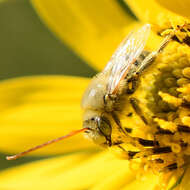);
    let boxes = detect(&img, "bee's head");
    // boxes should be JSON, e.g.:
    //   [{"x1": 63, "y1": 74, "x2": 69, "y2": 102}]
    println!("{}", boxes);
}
[{"x1": 83, "y1": 111, "x2": 112, "y2": 147}]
